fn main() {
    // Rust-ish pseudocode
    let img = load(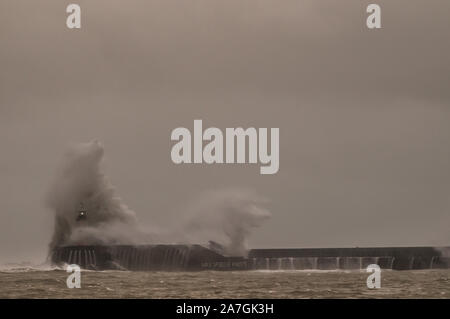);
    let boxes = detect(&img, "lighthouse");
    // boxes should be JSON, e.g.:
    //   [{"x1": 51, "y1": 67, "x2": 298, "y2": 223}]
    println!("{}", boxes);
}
[{"x1": 76, "y1": 202, "x2": 87, "y2": 221}]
